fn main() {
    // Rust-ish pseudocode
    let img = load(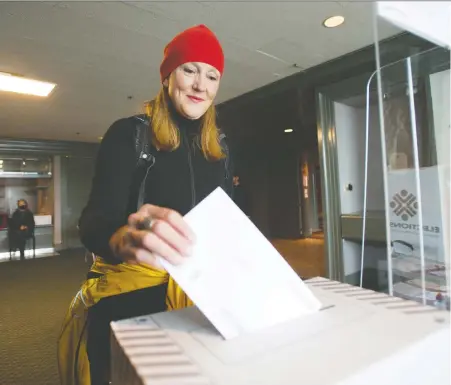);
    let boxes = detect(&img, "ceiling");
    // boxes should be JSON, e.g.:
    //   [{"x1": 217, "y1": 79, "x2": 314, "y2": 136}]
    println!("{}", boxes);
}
[{"x1": 0, "y1": 1, "x2": 400, "y2": 143}]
